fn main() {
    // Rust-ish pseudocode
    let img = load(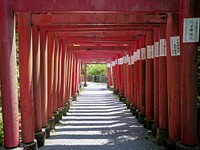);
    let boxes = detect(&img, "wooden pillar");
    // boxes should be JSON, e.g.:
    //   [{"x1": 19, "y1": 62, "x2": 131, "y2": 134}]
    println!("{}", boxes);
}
[
  {"x1": 177, "y1": 0, "x2": 199, "y2": 148},
  {"x1": 53, "y1": 38, "x2": 59, "y2": 113},
  {"x1": 32, "y1": 26, "x2": 42, "y2": 132},
  {"x1": 145, "y1": 31, "x2": 154, "y2": 129},
  {"x1": 40, "y1": 30, "x2": 48, "y2": 128},
  {"x1": 157, "y1": 25, "x2": 168, "y2": 146},
  {"x1": 18, "y1": 13, "x2": 36, "y2": 146},
  {"x1": 166, "y1": 13, "x2": 181, "y2": 146},
  {"x1": 47, "y1": 33, "x2": 55, "y2": 119},
  {"x1": 0, "y1": 0, "x2": 19, "y2": 147},
  {"x1": 152, "y1": 27, "x2": 160, "y2": 135}
]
